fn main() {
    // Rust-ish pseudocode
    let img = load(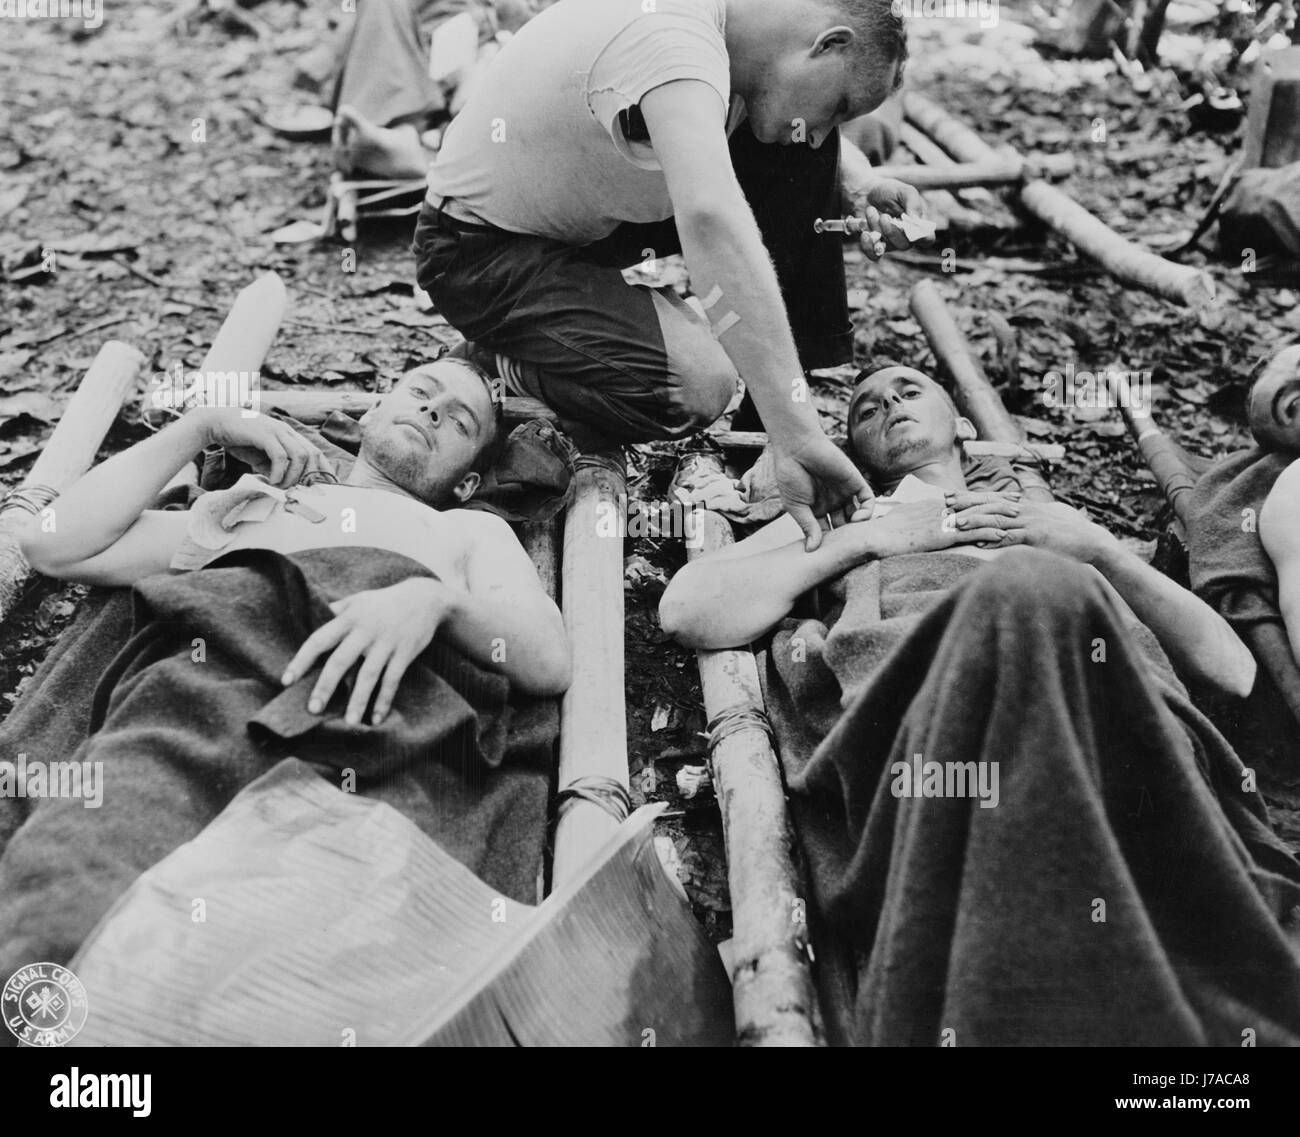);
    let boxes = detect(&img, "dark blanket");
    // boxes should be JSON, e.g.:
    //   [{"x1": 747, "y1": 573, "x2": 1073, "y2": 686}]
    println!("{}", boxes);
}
[
  {"x1": 0, "y1": 547, "x2": 556, "y2": 991},
  {"x1": 1187, "y1": 446, "x2": 1300, "y2": 782},
  {"x1": 764, "y1": 546, "x2": 1300, "y2": 1046}
]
